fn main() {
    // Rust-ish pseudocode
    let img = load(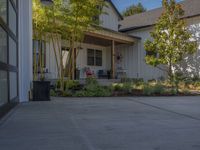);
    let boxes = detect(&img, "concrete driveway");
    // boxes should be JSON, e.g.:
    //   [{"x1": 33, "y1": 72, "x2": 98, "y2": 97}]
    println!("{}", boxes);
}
[{"x1": 0, "y1": 97, "x2": 200, "y2": 150}]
